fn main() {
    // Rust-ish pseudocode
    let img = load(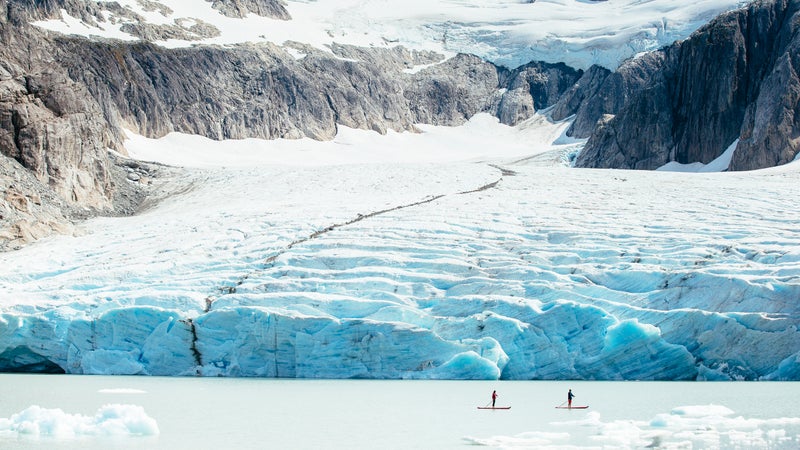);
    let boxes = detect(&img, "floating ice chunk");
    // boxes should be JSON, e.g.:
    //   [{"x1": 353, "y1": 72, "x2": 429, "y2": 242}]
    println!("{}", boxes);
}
[
  {"x1": 98, "y1": 388, "x2": 147, "y2": 394},
  {"x1": 0, "y1": 404, "x2": 159, "y2": 437},
  {"x1": 463, "y1": 431, "x2": 570, "y2": 447},
  {"x1": 479, "y1": 405, "x2": 800, "y2": 448},
  {"x1": 671, "y1": 404, "x2": 735, "y2": 418}
]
